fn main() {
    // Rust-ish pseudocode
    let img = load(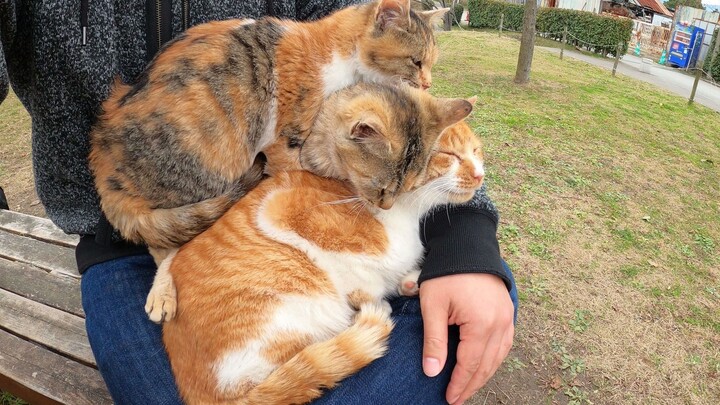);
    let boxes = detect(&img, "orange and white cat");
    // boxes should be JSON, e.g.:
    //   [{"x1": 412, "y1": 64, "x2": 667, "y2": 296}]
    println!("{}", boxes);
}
[{"x1": 161, "y1": 119, "x2": 485, "y2": 404}]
